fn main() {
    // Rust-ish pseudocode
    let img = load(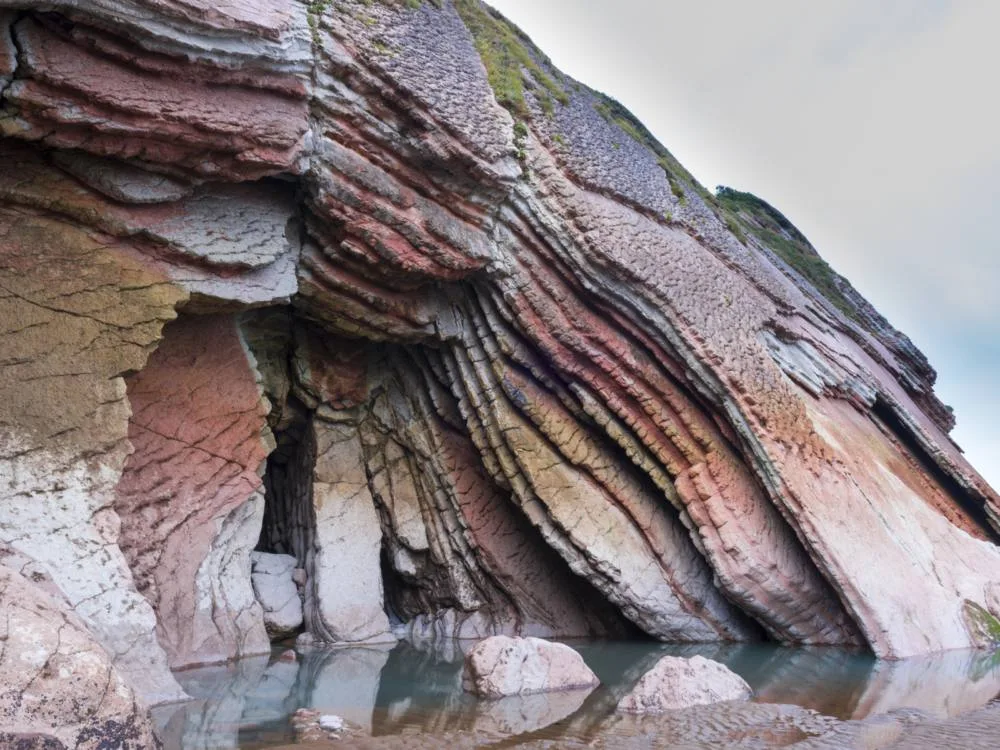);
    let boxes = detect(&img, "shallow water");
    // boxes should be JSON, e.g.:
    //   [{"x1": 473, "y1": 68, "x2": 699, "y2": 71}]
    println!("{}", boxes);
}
[{"x1": 152, "y1": 639, "x2": 1000, "y2": 749}]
